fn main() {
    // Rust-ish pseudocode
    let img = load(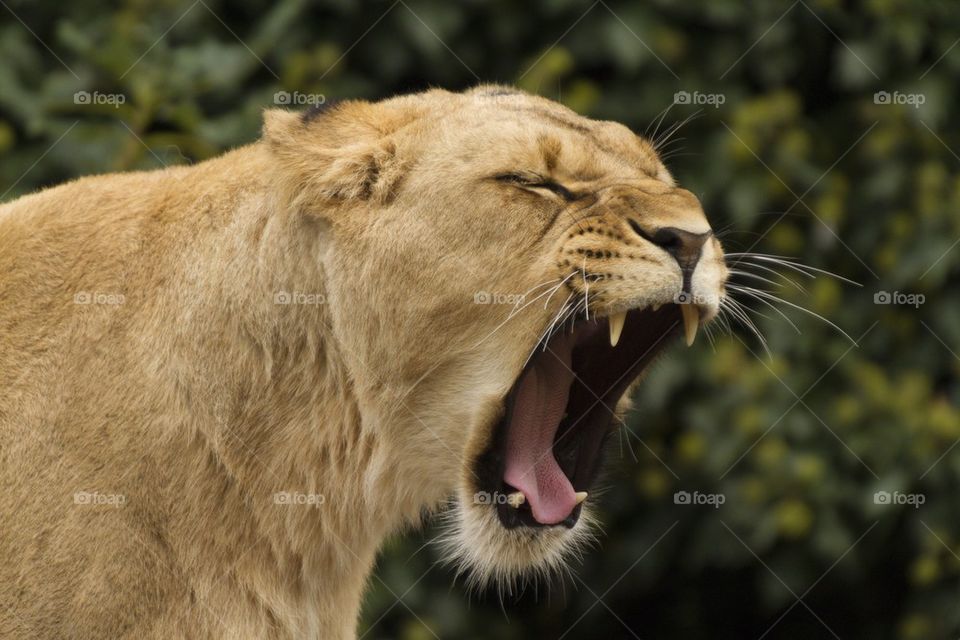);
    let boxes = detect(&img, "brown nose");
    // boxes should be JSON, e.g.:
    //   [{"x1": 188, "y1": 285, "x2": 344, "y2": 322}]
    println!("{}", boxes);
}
[
  {"x1": 628, "y1": 220, "x2": 712, "y2": 274},
  {"x1": 649, "y1": 226, "x2": 711, "y2": 272}
]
